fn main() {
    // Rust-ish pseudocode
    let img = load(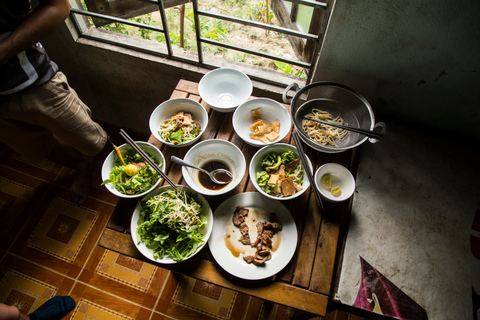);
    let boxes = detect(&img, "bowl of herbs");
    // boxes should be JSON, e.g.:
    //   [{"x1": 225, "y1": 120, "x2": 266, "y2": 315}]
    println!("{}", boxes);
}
[{"x1": 130, "y1": 185, "x2": 213, "y2": 263}]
